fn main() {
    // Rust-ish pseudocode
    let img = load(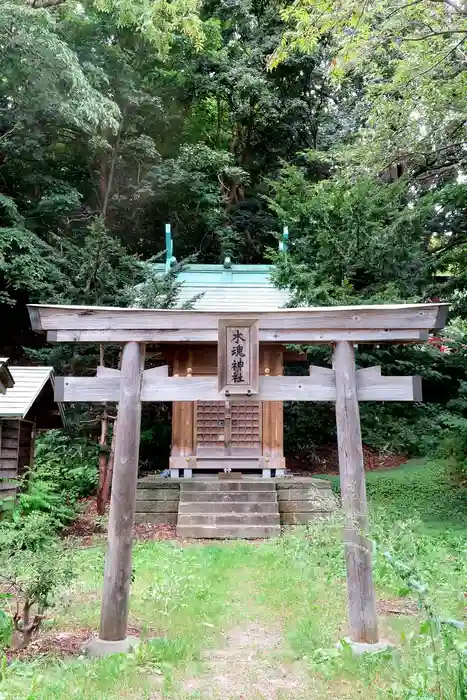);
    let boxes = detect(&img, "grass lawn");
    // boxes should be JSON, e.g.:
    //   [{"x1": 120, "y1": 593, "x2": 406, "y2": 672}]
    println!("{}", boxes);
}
[{"x1": 1, "y1": 459, "x2": 466, "y2": 699}]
